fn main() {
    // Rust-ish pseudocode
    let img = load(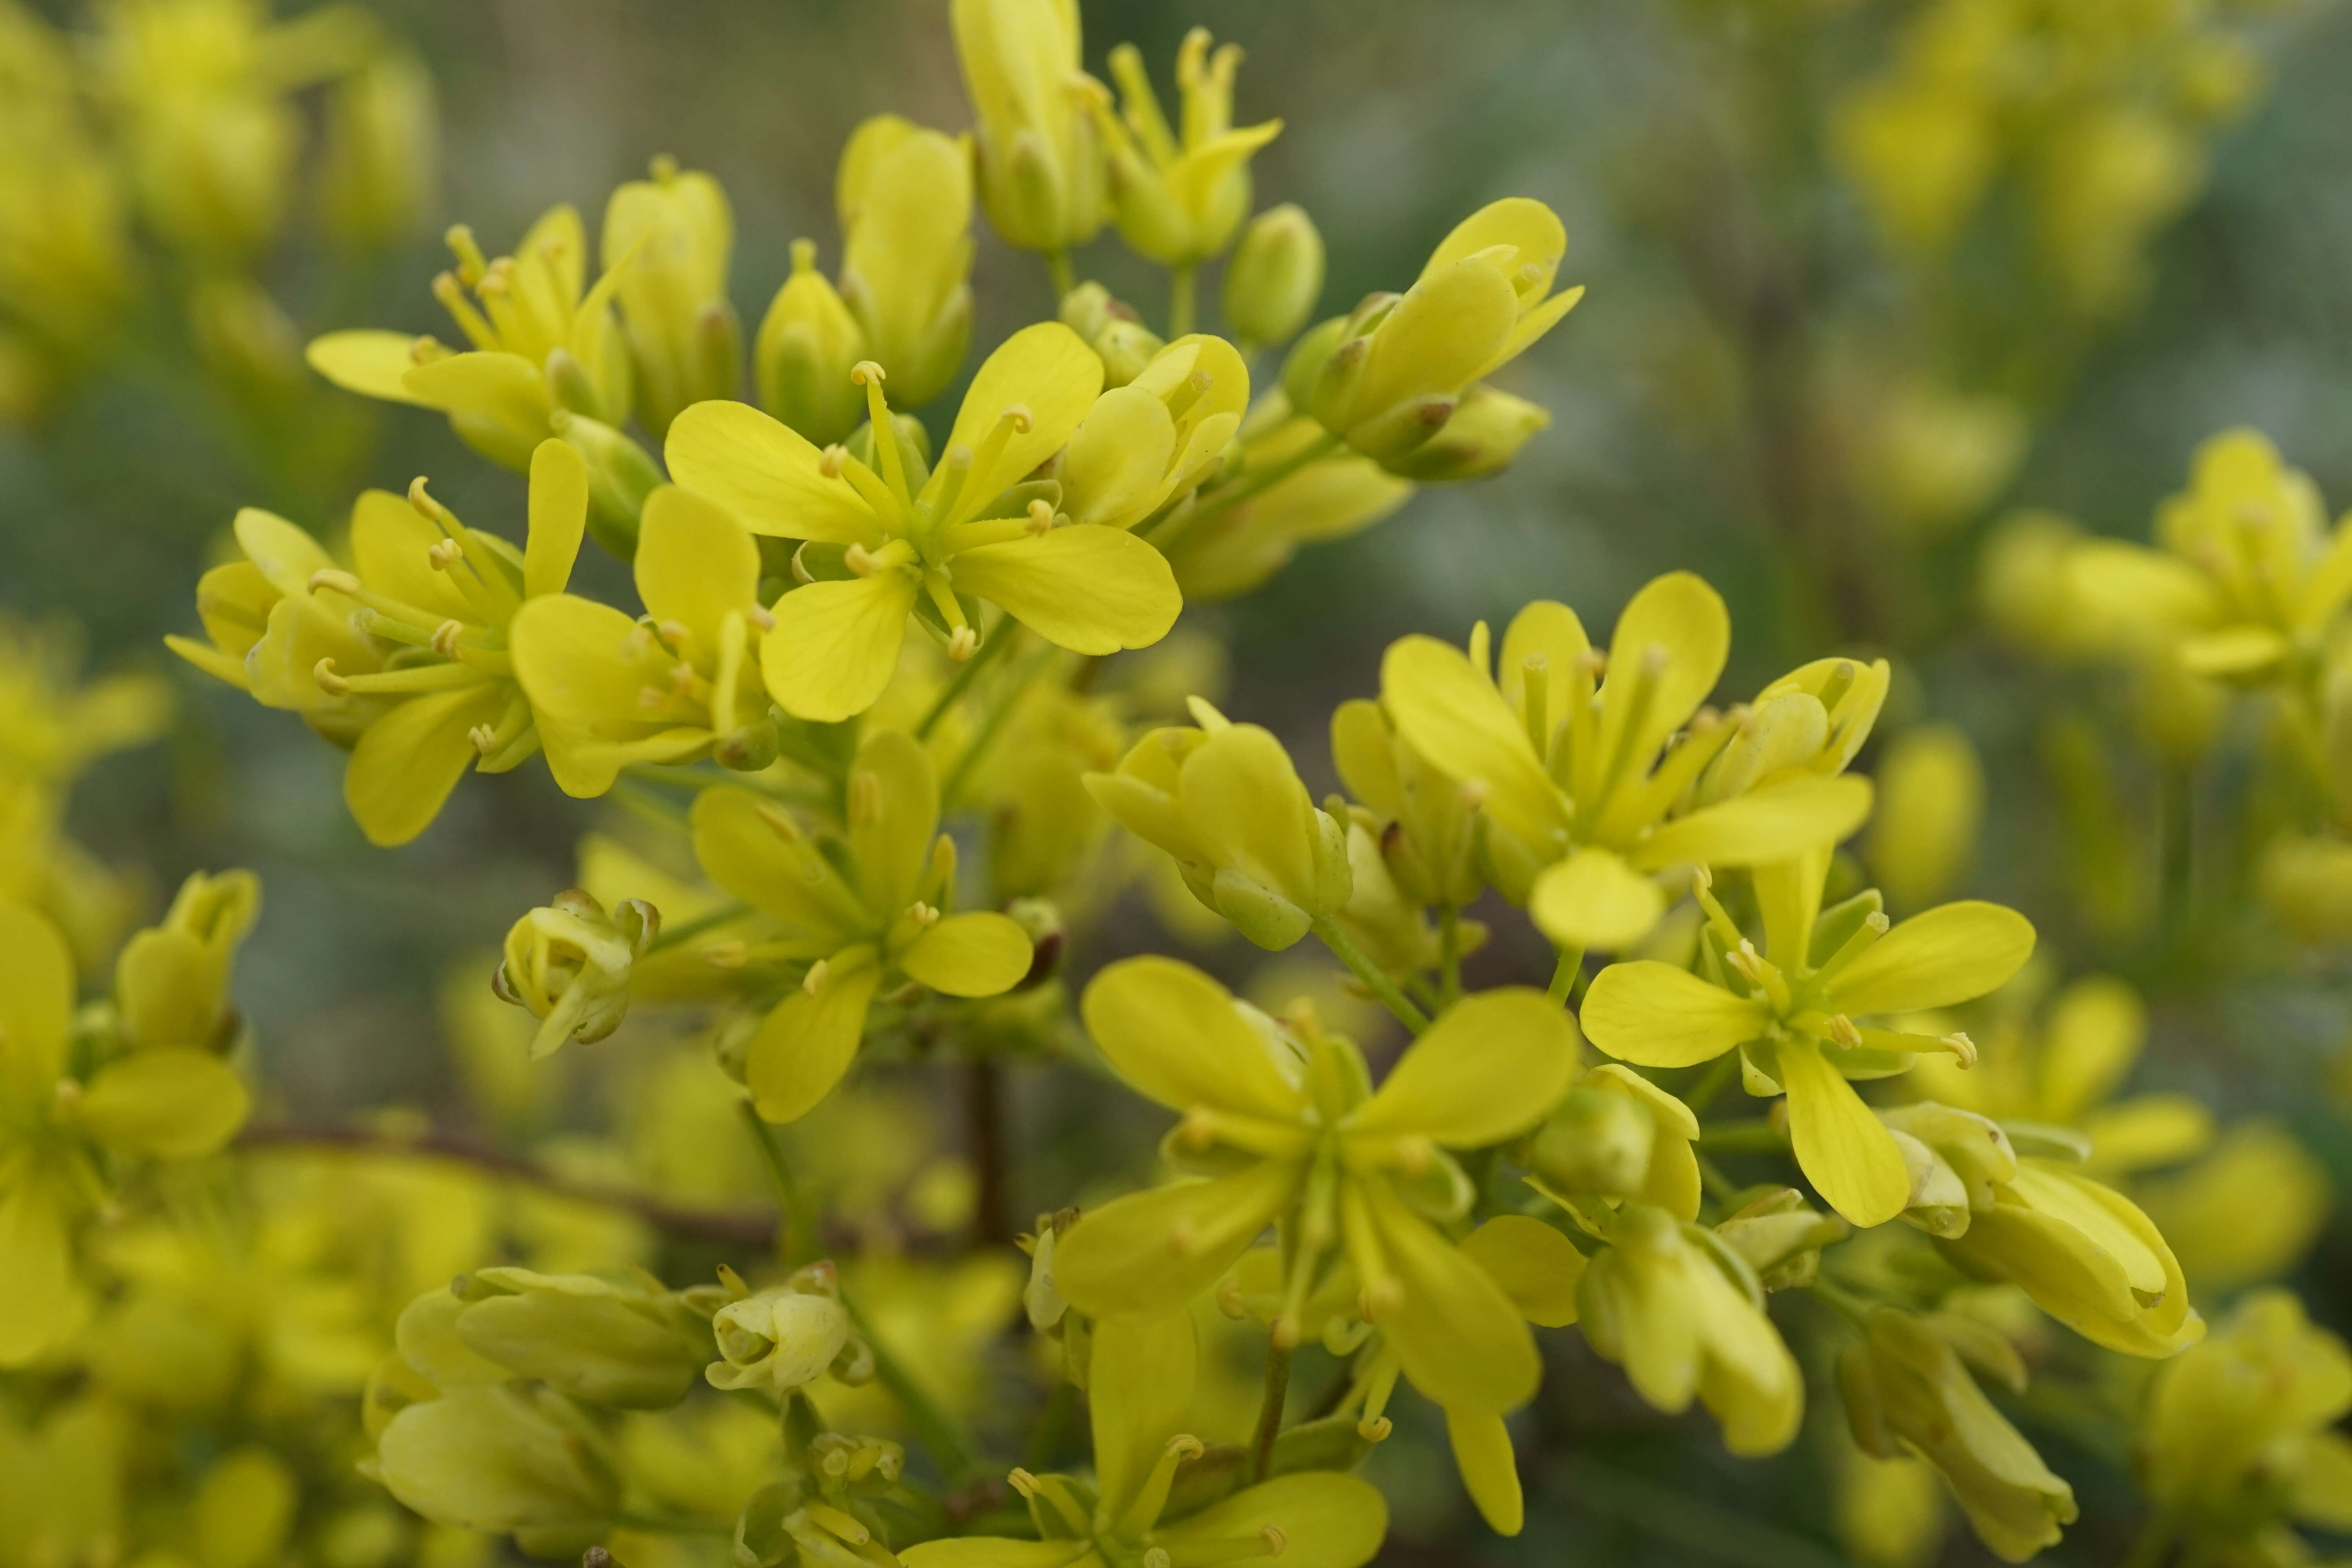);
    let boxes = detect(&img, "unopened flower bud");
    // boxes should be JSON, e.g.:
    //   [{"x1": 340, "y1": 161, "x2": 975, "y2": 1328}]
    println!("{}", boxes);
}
[
  {"x1": 550, "y1": 411, "x2": 663, "y2": 560},
  {"x1": 449, "y1": 1268, "x2": 707, "y2": 1410},
  {"x1": 1377, "y1": 383, "x2": 1550, "y2": 483},
  {"x1": 706, "y1": 1271, "x2": 857, "y2": 1396},
  {"x1": 494, "y1": 890, "x2": 659, "y2": 1060},
  {"x1": 1527, "y1": 1085, "x2": 1656, "y2": 1198},
  {"x1": 1224, "y1": 204, "x2": 1325, "y2": 350},
  {"x1": 603, "y1": 157, "x2": 738, "y2": 437}
]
